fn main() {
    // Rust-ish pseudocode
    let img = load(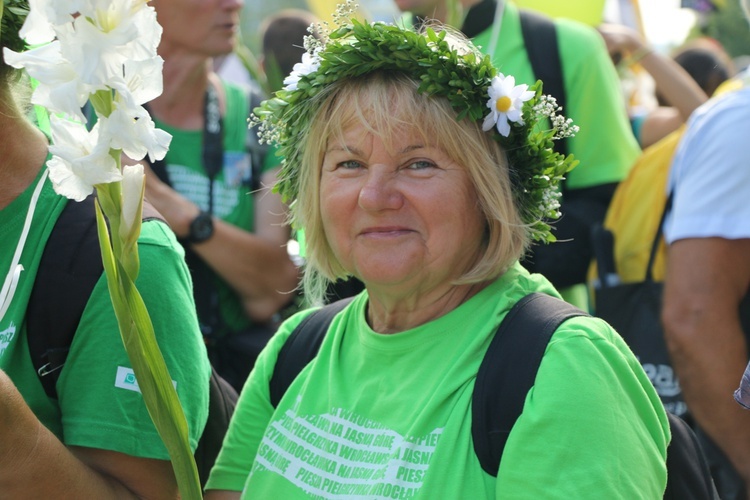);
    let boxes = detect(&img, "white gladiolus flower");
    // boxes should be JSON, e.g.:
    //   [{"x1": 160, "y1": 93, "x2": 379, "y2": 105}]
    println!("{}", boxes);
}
[
  {"x1": 62, "y1": 2, "x2": 158, "y2": 87},
  {"x1": 19, "y1": 0, "x2": 80, "y2": 45},
  {"x1": 47, "y1": 117, "x2": 122, "y2": 201},
  {"x1": 101, "y1": 98, "x2": 172, "y2": 162},
  {"x1": 120, "y1": 163, "x2": 145, "y2": 242},
  {"x1": 120, "y1": 56, "x2": 165, "y2": 106},
  {"x1": 3, "y1": 42, "x2": 93, "y2": 121},
  {"x1": 10, "y1": 0, "x2": 170, "y2": 189},
  {"x1": 12, "y1": 2, "x2": 202, "y2": 495}
]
